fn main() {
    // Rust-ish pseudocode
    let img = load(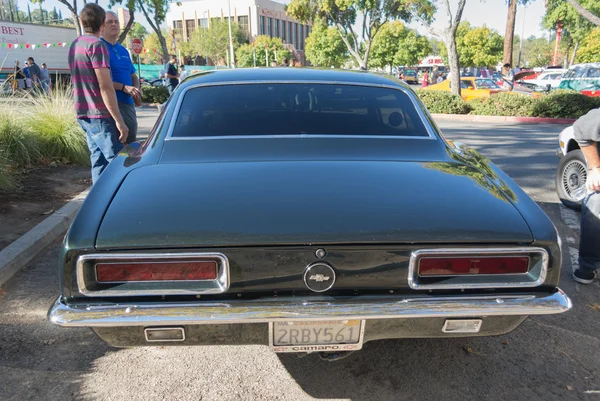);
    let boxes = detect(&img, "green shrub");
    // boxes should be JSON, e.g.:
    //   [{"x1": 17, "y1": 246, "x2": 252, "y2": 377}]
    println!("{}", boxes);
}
[
  {"x1": 142, "y1": 86, "x2": 170, "y2": 104},
  {"x1": 531, "y1": 90, "x2": 600, "y2": 119},
  {"x1": 416, "y1": 90, "x2": 471, "y2": 114},
  {"x1": 468, "y1": 92, "x2": 536, "y2": 117},
  {"x1": 21, "y1": 86, "x2": 89, "y2": 165},
  {"x1": 0, "y1": 111, "x2": 41, "y2": 165}
]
